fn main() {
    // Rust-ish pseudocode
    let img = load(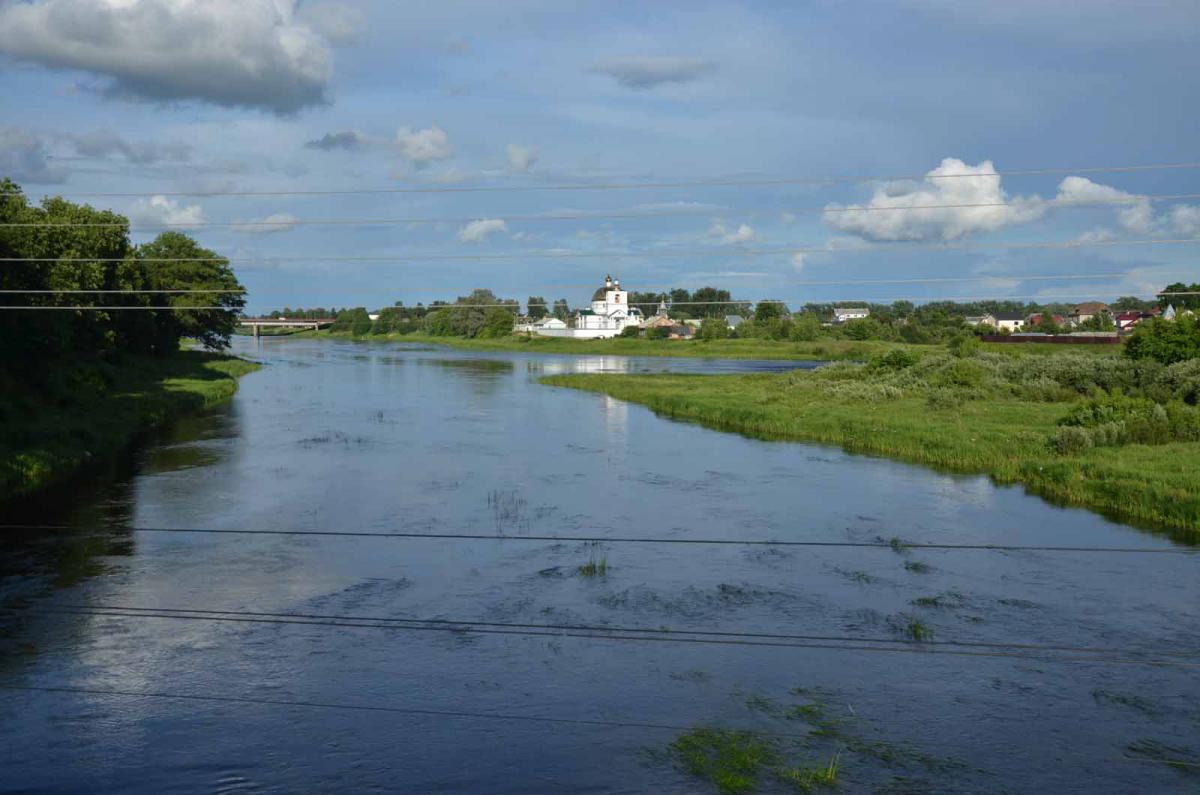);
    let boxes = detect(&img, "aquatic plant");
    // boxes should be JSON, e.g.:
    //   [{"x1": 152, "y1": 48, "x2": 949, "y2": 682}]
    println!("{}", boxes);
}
[
  {"x1": 671, "y1": 728, "x2": 777, "y2": 794},
  {"x1": 777, "y1": 754, "x2": 839, "y2": 792}
]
